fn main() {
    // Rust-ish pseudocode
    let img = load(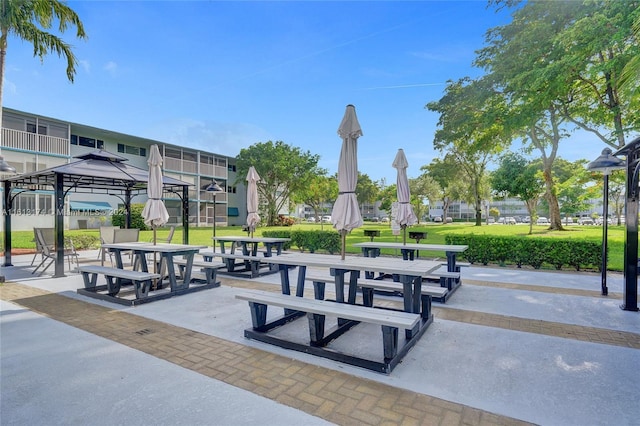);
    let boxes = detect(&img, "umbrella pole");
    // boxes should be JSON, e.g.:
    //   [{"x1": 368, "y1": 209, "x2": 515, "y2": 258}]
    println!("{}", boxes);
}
[
  {"x1": 153, "y1": 227, "x2": 158, "y2": 290},
  {"x1": 341, "y1": 230, "x2": 346, "y2": 260},
  {"x1": 402, "y1": 225, "x2": 407, "y2": 245}
]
